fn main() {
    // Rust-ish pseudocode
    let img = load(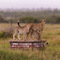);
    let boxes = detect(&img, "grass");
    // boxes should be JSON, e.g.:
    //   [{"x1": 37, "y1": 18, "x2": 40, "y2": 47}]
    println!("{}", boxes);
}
[{"x1": 0, "y1": 23, "x2": 60, "y2": 60}]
